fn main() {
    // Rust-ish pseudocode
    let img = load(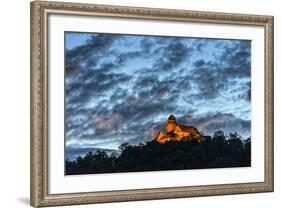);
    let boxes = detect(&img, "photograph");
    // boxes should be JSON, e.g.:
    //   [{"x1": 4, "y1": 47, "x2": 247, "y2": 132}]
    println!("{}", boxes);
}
[
  {"x1": 30, "y1": 1, "x2": 273, "y2": 206},
  {"x1": 65, "y1": 32, "x2": 252, "y2": 175}
]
